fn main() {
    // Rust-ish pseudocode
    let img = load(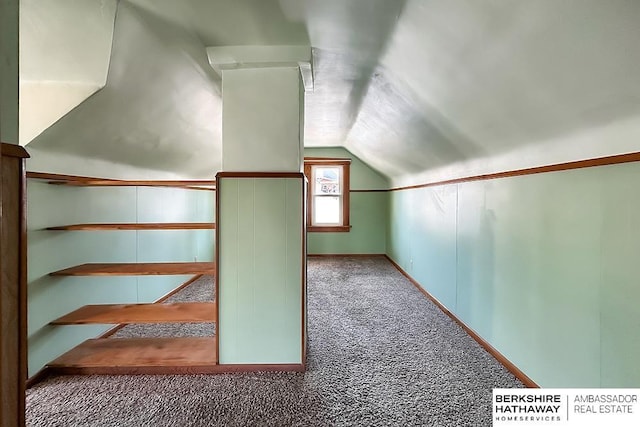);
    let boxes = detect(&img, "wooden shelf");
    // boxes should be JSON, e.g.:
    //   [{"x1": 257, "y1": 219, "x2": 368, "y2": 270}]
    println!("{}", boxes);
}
[
  {"x1": 47, "y1": 337, "x2": 218, "y2": 374},
  {"x1": 50, "y1": 262, "x2": 215, "y2": 276},
  {"x1": 26, "y1": 172, "x2": 215, "y2": 191},
  {"x1": 50, "y1": 179, "x2": 215, "y2": 187},
  {"x1": 50, "y1": 302, "x2": 216, "y2": 325},
  {"x1": 49, "y1": 180, "x2": 214, "y2": 191},
  {"x1": 46, "y1": 222, "x2": 215, "y2": 231}
]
